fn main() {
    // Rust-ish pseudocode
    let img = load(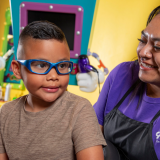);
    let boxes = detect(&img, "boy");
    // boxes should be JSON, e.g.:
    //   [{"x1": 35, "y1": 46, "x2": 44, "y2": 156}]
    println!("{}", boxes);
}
[{"x1": 0, "y1": 21, "x2": 106, "y2": 160}]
